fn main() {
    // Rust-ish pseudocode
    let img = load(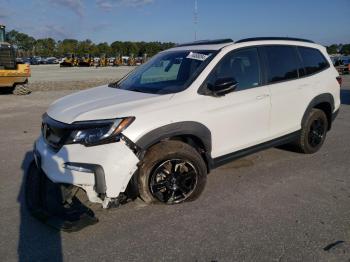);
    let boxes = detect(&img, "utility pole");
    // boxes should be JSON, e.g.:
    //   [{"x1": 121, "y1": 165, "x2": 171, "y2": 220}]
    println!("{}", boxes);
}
[{"x1": 194, "y1": 0, "x2": 198, "y2": 40}]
